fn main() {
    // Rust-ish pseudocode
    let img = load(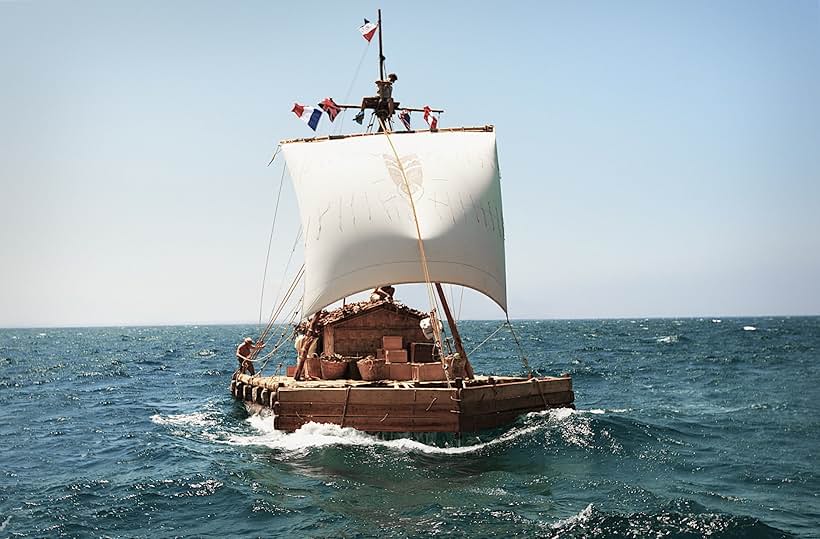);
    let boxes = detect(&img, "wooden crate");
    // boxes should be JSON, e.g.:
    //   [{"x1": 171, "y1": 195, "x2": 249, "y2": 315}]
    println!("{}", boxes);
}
[
  {"x1": 382, "y1": 335, "x2": 403, "y2": 349},
  {"x1": 412, "y1": 362, "x2": 447, "y2": 382},
  {"x1": 388, "y1": 362, "x2": 412, "y2": 380},
  {"x1": 410, "y1": 342, "x2": 435, "y2": 363},
  {"x1": 385, "y1": 349, "x2": 407, "y2": 363}
]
